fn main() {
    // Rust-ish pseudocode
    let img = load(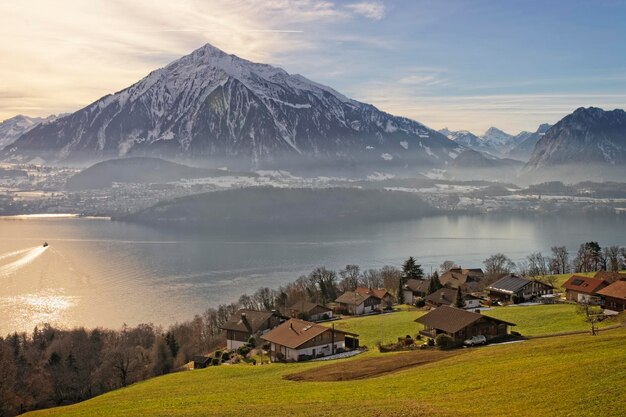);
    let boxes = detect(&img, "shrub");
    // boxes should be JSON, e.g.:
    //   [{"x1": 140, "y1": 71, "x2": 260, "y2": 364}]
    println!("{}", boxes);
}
[
  {"x1": 213, "y1": 350, "x2": 222, "y2": 358},
  {"x1": 221, "y1": 352, "x2": 230, "y2": 362},
  {"x1": 211, "y1": 358, "x2": 220, "y2": 366},
  {"x1": 237, "y1": 346, "x2": 251, "y2": 356},
  {"x1": 427, "y1": 338, "x2": 435, "y2": 347},
  {"x1": 435, "y1": 334, "x2": 456, "y2": 350},
  {"x1": 321, "y1": 313, "x2": 330, "y2": 320},
  {"x1": 296, "y1": 312, "x2": 311, "y2": 321},
  {"x1": 415, "y1": 298, "x2": 426, "y2": 308}
]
